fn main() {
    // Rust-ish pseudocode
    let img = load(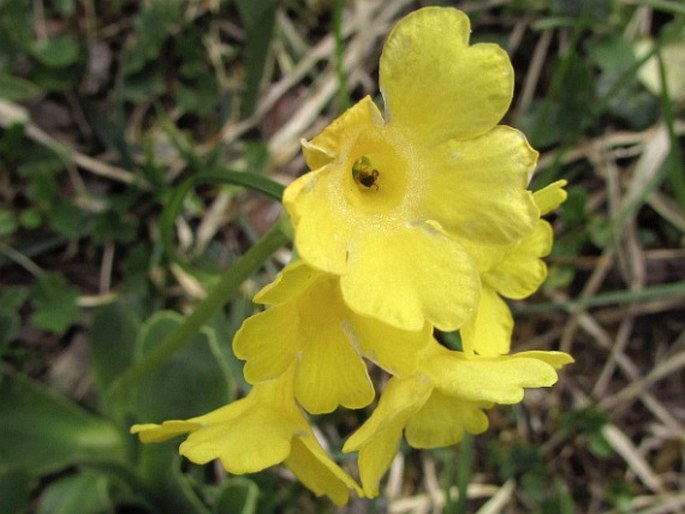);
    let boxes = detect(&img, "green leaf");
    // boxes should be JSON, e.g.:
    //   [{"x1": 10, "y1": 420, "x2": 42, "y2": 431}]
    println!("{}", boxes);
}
[
  {"x1": 52, "y1": 0, "x2": 76, "y2": 17},
  {"x1": 0, "y1": 73, "x2": 43, "y2": 101},
  {"x1": 235, "y1": 0, "x2": 277, "y2": 117},
  {"x1": 119, "y1": 65, "x2": 166, "y2": 103},
  {"x1": 89, "y1": 302, "x2": 141, "y2": 403},
  {"x1": 0, "y1": 467, "x2": 33, "y2": 514},
  {"x1": 549, "y1": 0, "x2": 613, "y2": 21},
  {"x1": 0, "y1": 312, "x2": 17, "y2": 355},
  {"x1": 0, "y1": 209, "x2": 17, "y2": 237},
  {"x1": 29, "y1": 273, "x2": 80, "y2": 334},
  {"x1": 175, "y1": 73, "x2": 218, "y2": 116},
  {"x1": 37, "y1": 472, "x2": 114, "y2": 514},
  {"x1": 30, "y1": 34, "x2": 80, "y2": 68},
  {"x1": 48, "y1": 200, "x2": 85, "y2": 239},
  {"x1": 0, "y1": 0, "x2": 33, "y2": 49},
  {"x1": 132, "y1": 311, "x2": 231, "y2": 423},
  {"x1": 124, "y1": 0, "x2": 184, "y2": 75},
  {"x1": 0, "y1": 285, "x2": 29, "y2": 312},
  {"x1": 79, "y1": 100, "x2": 136, "y2": 171},
  {"x1": 586, "y1": 34, "x2": 635, "y2": 71},
  {"x1": 0, "y1": 373, "x2": 126, "y2": 475},
  {"x1": 0, "y1": 122, "x2": 26, "y2": 159},
  {"x1": 214, "y1": 477, "x2": 259, "y2": 514},
  {"x1": 0, "y1": 286, "x2": 28, "y2": 353},
  {"x1": 19, "y1": 207, "x2": 42, "y2": 229},
  {"x1": 137, "y1": 443, "x2": 210, "y2": 514}
]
